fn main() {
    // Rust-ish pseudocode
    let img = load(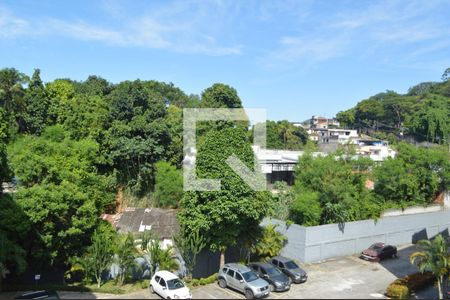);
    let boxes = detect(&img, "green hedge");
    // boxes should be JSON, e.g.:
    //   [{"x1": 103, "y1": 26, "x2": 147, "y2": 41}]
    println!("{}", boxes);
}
[{"x1": 187, "y1": 274, "x2": 218, "y2": 287}]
